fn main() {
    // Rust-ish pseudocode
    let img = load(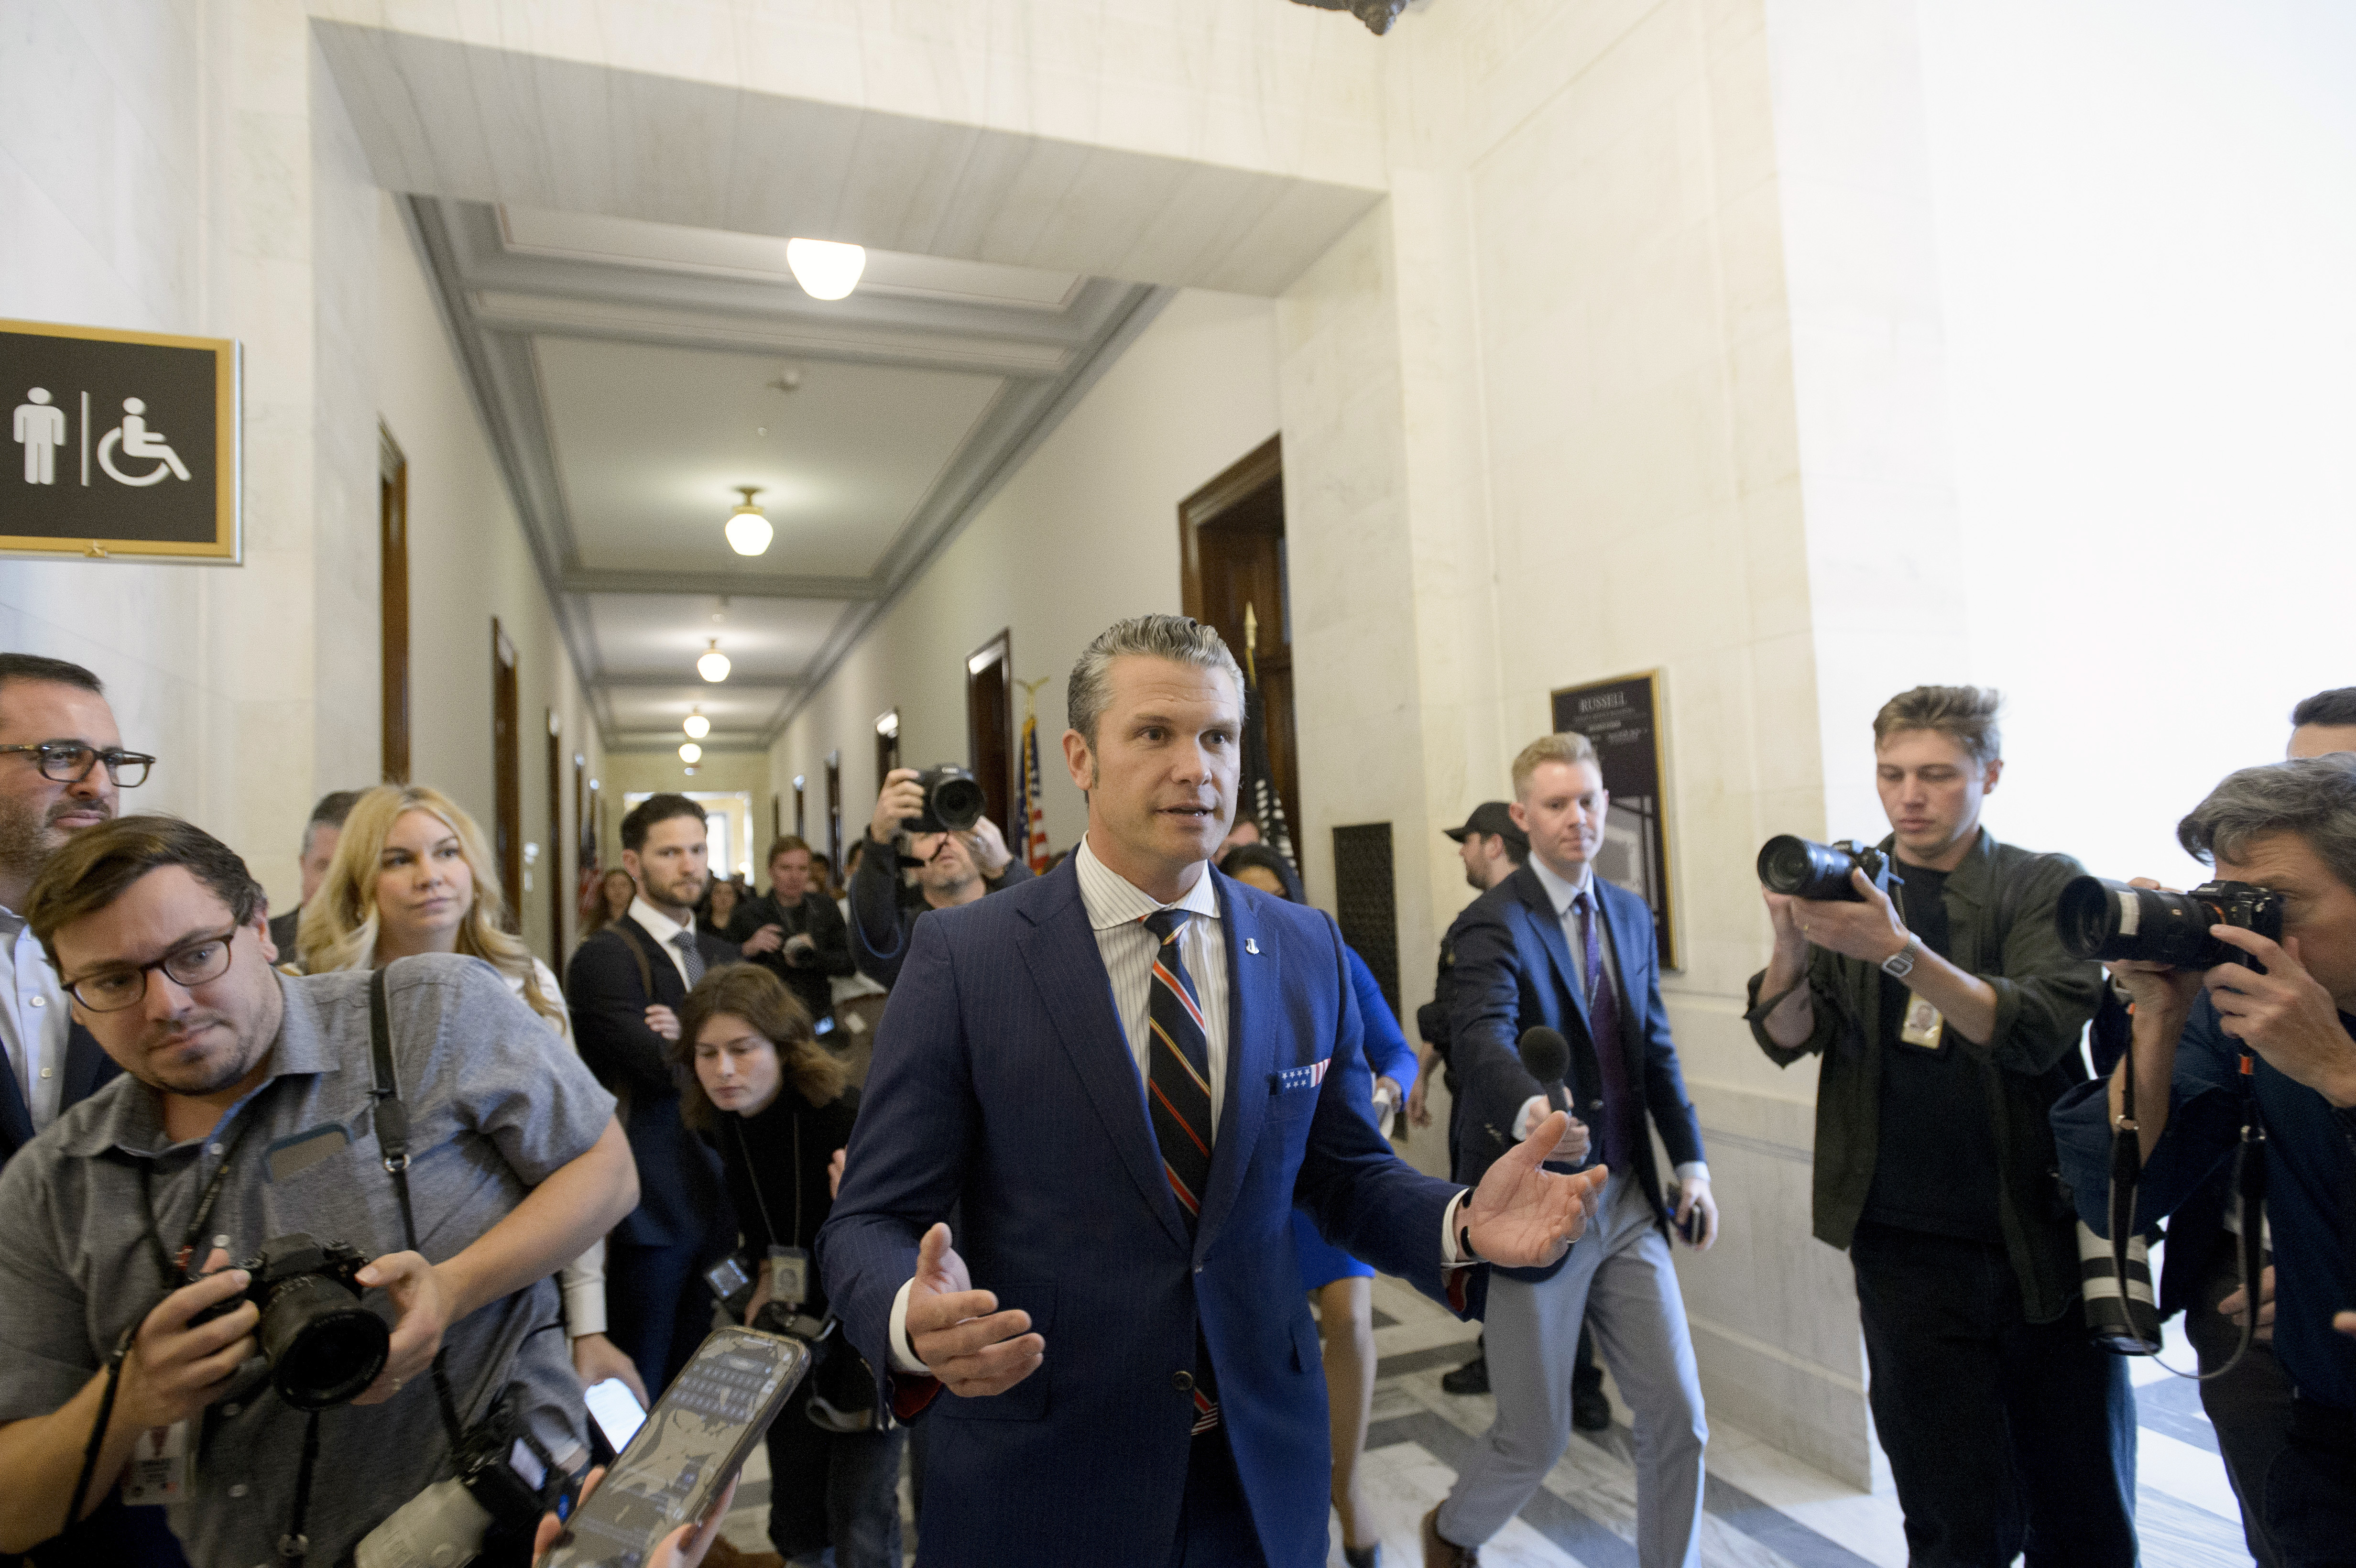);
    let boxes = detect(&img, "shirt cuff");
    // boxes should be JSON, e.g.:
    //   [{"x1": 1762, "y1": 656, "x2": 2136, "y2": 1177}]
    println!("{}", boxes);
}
[
  {"x1": 887, "y1": 1277, "x2": 930, "y2": 1375},
  {"x1": 1674, "y1": 1161, "x2": 1710, "y2": 1186},
  {"x1": 1511, "y1": 1095, "x2": 1549, "y2": 1143},
  {"x1": 560, "y1": 1244, "x2": 608, "y2": 1338},
  {"x1": 1440, "y1": 1190, "x2": 1475, "y2": 1267}
]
